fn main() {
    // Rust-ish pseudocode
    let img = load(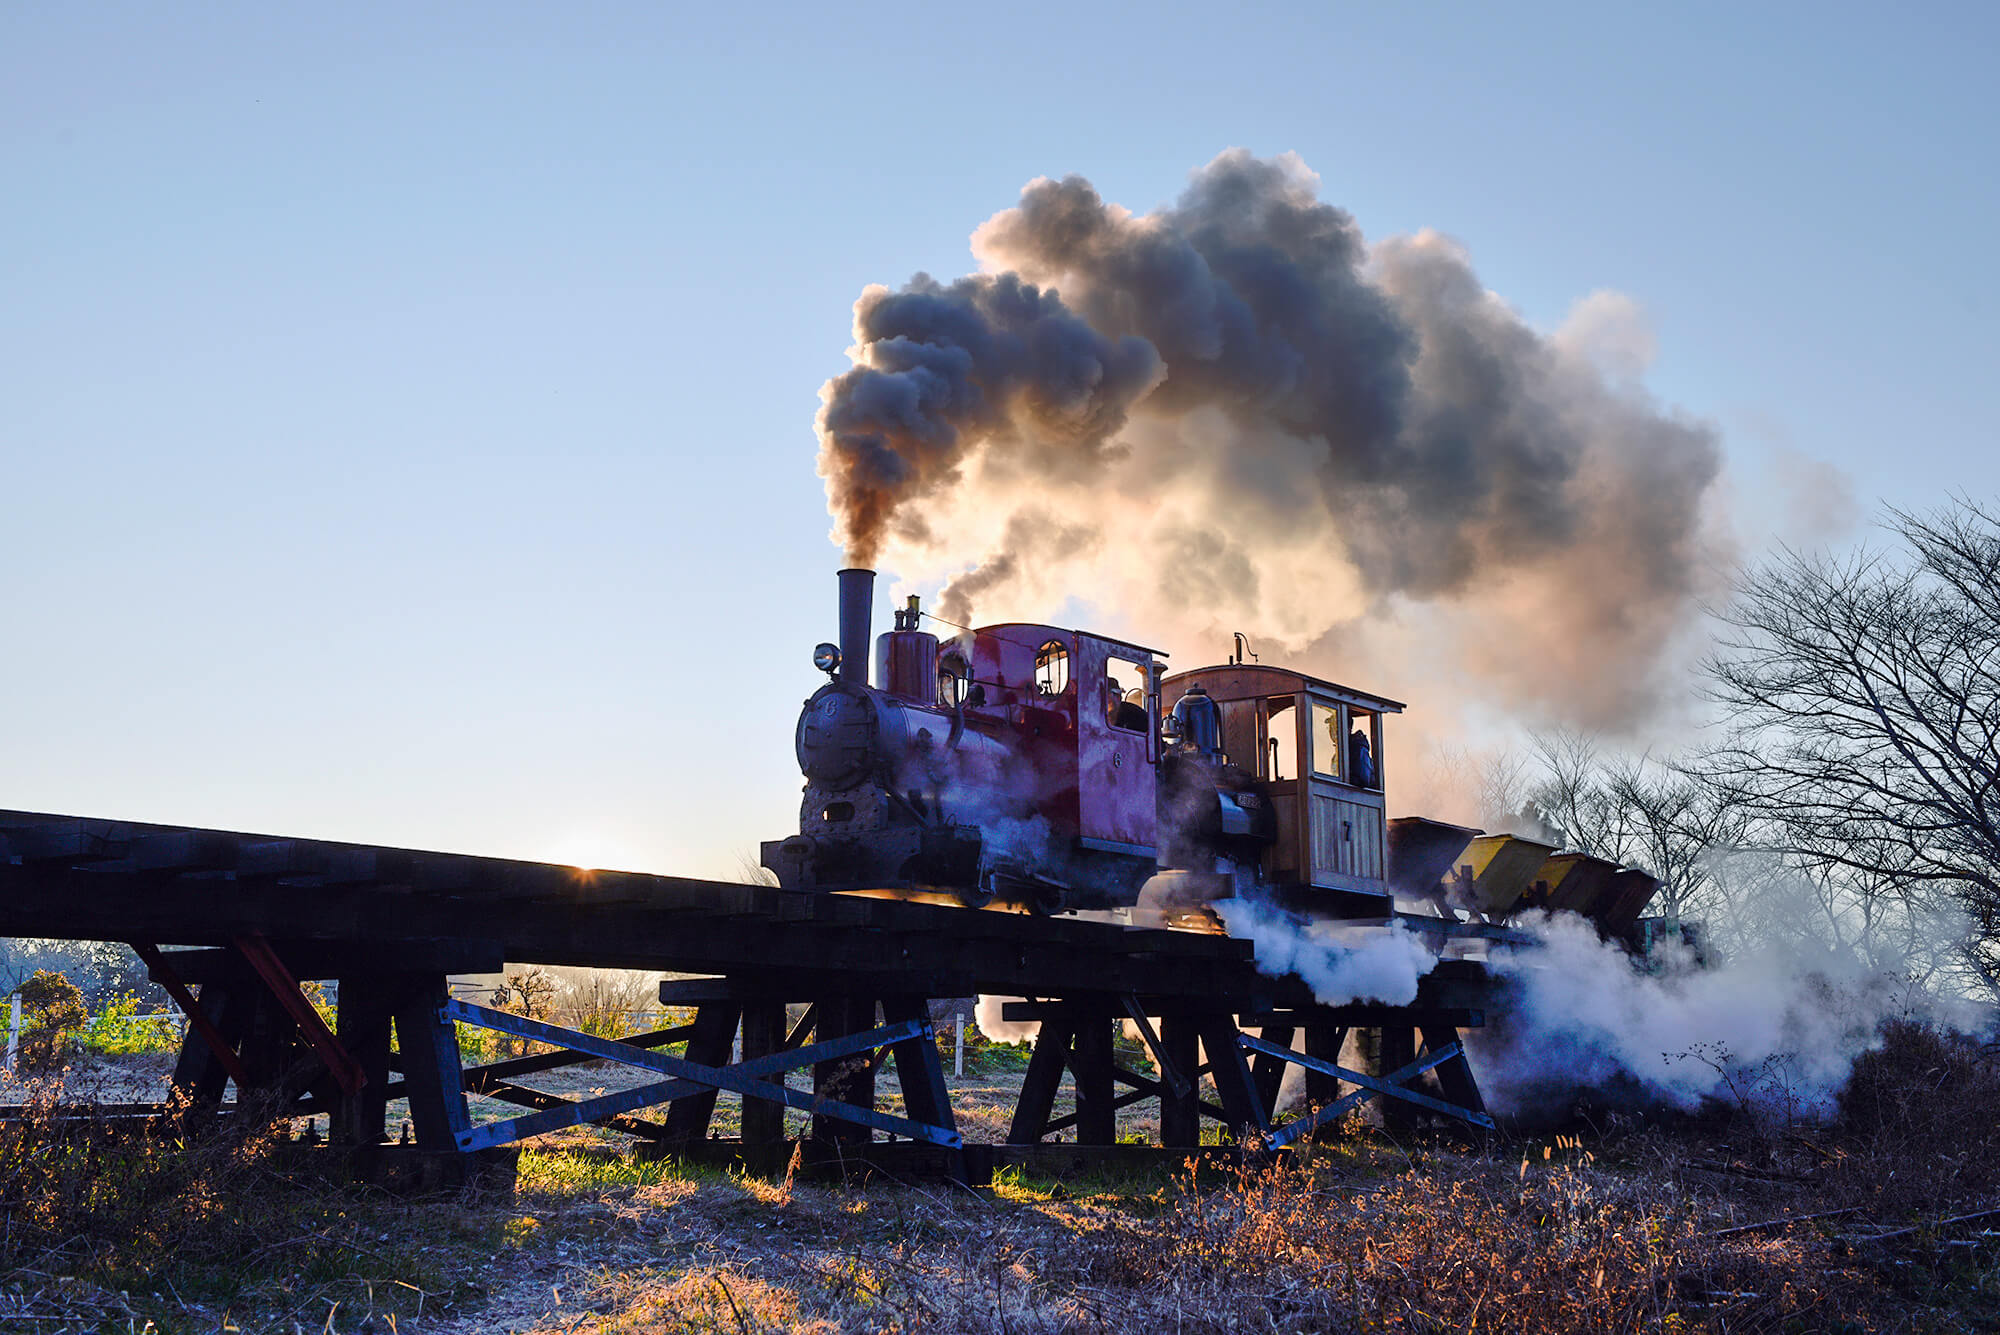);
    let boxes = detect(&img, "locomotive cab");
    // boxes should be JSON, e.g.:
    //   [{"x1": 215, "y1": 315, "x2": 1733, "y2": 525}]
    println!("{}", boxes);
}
[
  {"x1": 954, "y1": 623, "x2": 1166, "y2": 906},
  {"x1": 1161, "y1": 665, "x2": 1404, "y2": 912}
]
